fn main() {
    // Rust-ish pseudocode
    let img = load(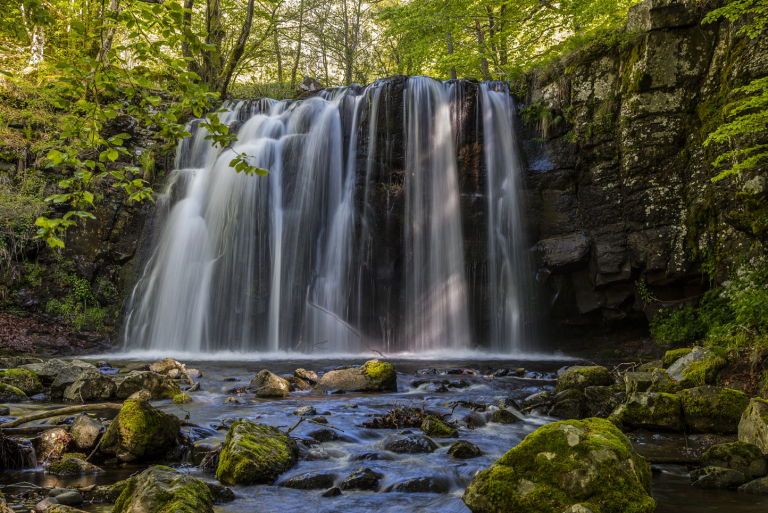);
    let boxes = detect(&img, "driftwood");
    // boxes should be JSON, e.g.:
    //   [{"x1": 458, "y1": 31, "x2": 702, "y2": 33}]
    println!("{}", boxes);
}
[
  {"x1": 305, "y1": 299, "x2": 385, "y2": 358},
  {"x1": 0, "y1": 403, "x2": 123, "y2": 429},
  {"x1": 285, "y1": 416, "x2": 344, "y2": 435},
  {"x1": 0, "y1": 426, "x2": 69, "y2": 436}
]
